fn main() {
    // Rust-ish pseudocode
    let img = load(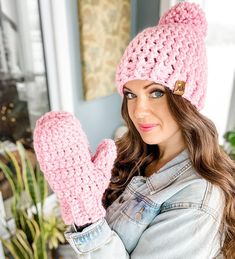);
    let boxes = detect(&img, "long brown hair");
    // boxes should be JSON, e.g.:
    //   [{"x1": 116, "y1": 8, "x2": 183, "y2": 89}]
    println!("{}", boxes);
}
[{"x1": 102, "y1": 87, "x2": 235, "y2": 258}]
